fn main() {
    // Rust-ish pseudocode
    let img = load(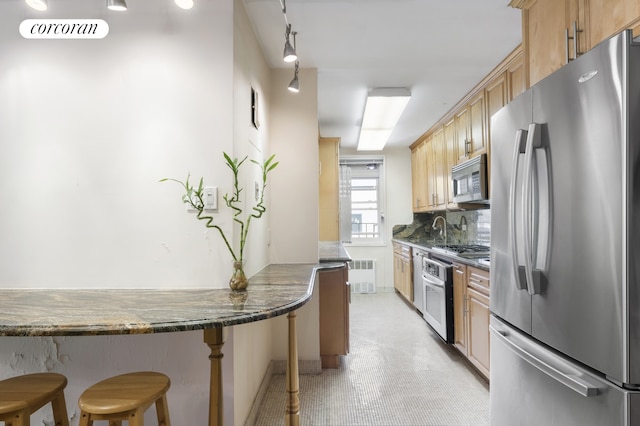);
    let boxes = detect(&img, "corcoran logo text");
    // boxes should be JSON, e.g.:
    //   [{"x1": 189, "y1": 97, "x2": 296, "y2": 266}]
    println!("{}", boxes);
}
[{"x1": 20, "y1": 19, "x2": 109, "y2": 39}]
